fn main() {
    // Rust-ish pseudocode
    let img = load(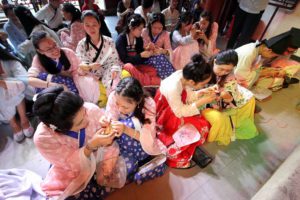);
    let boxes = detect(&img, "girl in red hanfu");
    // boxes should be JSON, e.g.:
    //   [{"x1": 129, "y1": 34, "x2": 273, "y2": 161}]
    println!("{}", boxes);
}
[{"x1": 155, "y1": 54, "x2": 216, "y2": 169}]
